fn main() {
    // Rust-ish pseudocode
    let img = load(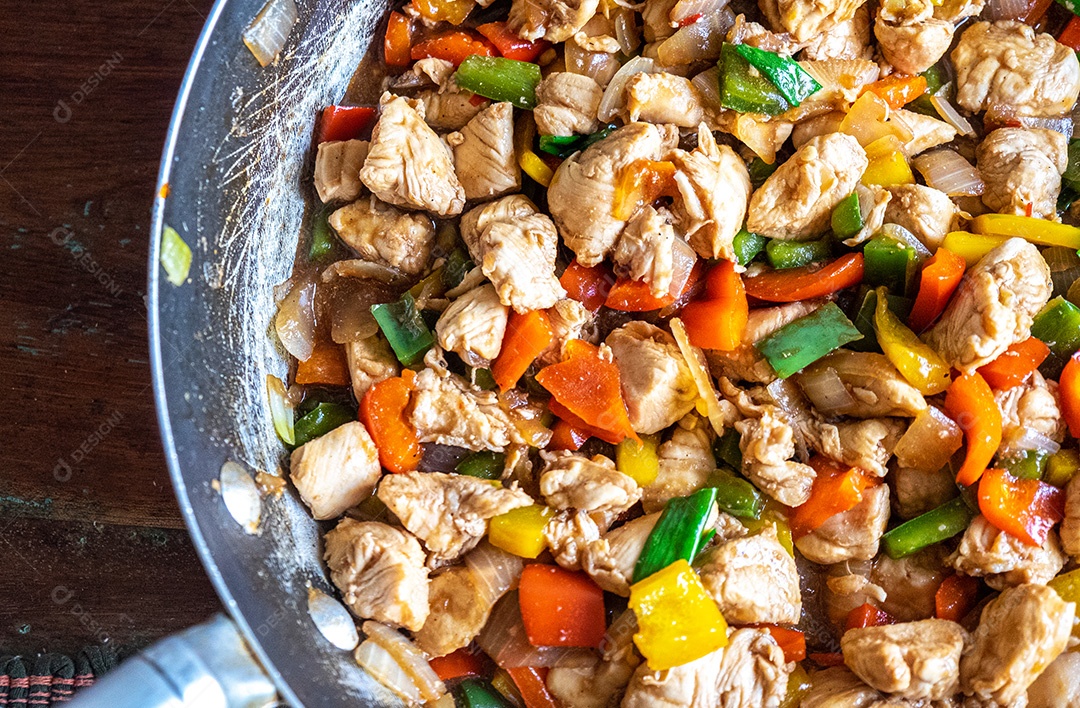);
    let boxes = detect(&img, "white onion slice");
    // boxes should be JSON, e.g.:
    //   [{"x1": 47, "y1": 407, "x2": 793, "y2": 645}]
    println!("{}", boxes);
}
[
  {"x1": 929, "y1": 95, "x2": 975, "y2": 137},
  {"x1": 362, "y1": 621, "x2": 445, "y2": 703},
  {"x1": 355, "y1": 640, "x2": 423, "y2": 704},
  {"x1": 307, "y1": 587, "x2": 359, "y2": 650},
  {"x1": 266, "y1": 374, "x2": 295, "y2": 445},
  {"x1": 656, "y1": 9, "x2": 733, "y2": 67},
  {"x1": 670, "y1": 0, "x2": 728, "y2": 25},
  {"x1": 275, "y1": 276, "x2": 316, "y2": 361},
  {"x1": 880, "y1": 223, "x2": 931, "y2": 260},
  {"x1": 765, "y1": 378, "x2": 814, "y2": 462},
  {"x1": 797, "y1": 367, "x2": 857, "y2": 416},
  {"x1": 613, "y1": 7, "x2": 641, "y2": 56},
  {"x1": 242, "y1": 0, "x2": 297, "y2": 67},
  {"x1": 598, "y1": 56, "x2": 656, "y2": 121},
  {"x1": 565, "y1": 41, "x2": 621, "y2": 87},
  {"x1": 985, "y1": 0, "x2": 1031, "y2": 21},
  {"x1": 464, "y1": 540, "x2": 524, "y2": 607},
  {"x1": 893, "y1": 406, "x2": 963, "y2": 472},
  {"x1": 690, "y1": 66, "x2": 722, "y2": 109},
  {"x1": 1002, "y1": 427, "x2": 1061, "y2": 457},
  {"x1": 912, "y1": 149, "x2": 985, "y2": 197},
  {"x1": 670, "y1": 318, "x2": 728, "y2": 437},
  {"x1": 1043, "y1": 246, "x2": 1080, "y2": 299}
]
